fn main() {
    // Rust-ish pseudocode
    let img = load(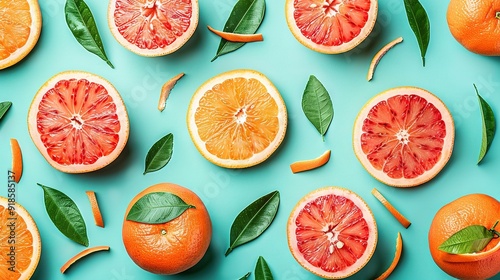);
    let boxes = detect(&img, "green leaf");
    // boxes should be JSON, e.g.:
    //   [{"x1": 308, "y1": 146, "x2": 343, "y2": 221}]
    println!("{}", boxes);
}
[
  {"x1": 475, "y1": 84, "x2": 496, "y2": 164},
  {"x1": 238, "y1": 272, "x2": 251, "y2": 280},
  {"x1": 255, "y1": 256, "x2": 273, "y2": 280},
  {"x1": 38, "y1": 183, "x2": 89, "y2": 246},
  {"x1": 212, "y1": 0, "x2": 265, "y2": 61},
  {"x1": 65, "y1": 0, "x2": 114, "y2": 68},
  {"x1": 144, "y1": 133, "x2": 174, "y2": 174},
  {"x1": 225, "y1": 191, "x2": 279, "y2": 256},
  {"x1": 0, "y1": 102, "x2": 12, "y2": 122},
  {"x1": 403, "y1": 0, "x2": 430, "y2": 66},
  {"x1": 302, "y1": 75, "x2": 334, "y2": 141},
  {"x1": 126, "y1": 192, "x2": 195, "y2": 224},
  {"x1": 438, "y1": 225, "x2": 494, "y2": 254}
]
